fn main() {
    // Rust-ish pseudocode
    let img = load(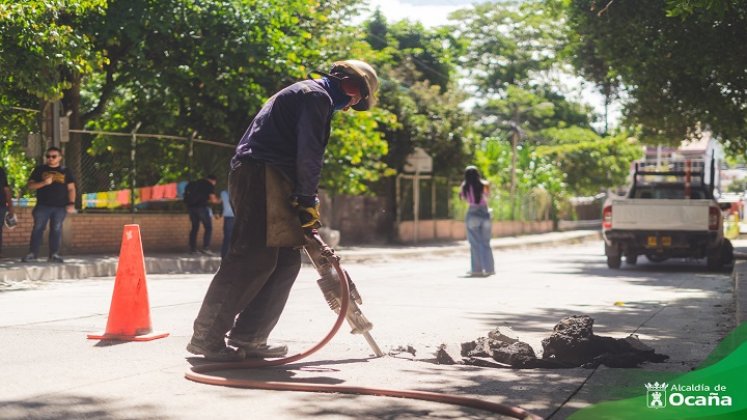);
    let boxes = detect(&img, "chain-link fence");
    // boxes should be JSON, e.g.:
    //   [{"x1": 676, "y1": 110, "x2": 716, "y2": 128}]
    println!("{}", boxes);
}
[
  {"x1": 395, "y1": 174, "x2": 552, "y2": 222},
  {"x1": 71, "y1": 130, "x2": 234, "y2": 213}
]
